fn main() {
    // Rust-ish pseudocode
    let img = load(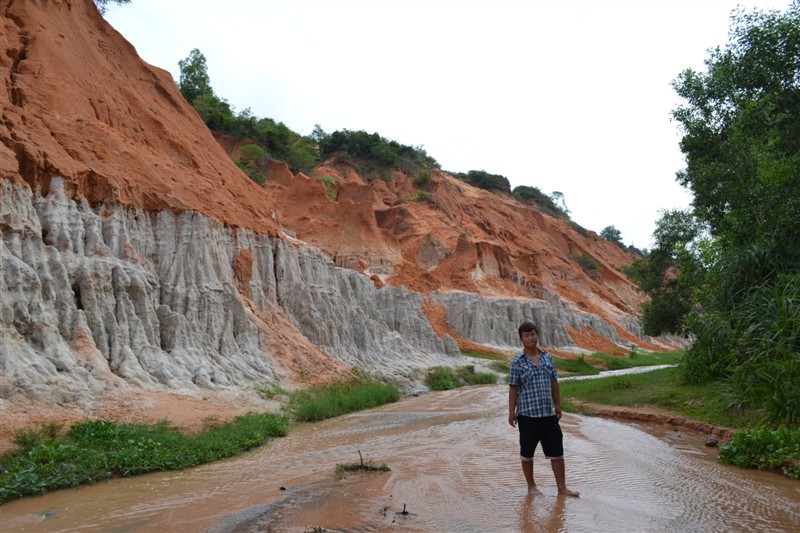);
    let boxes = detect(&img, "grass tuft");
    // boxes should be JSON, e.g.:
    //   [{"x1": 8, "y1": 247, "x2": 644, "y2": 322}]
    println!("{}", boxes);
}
[
  {"x1": 0, "y1": 414, "x2": 288, "y2": 504},
  {"x1": 285, "y1": 378, "x2": 400, "y2": 422}
]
